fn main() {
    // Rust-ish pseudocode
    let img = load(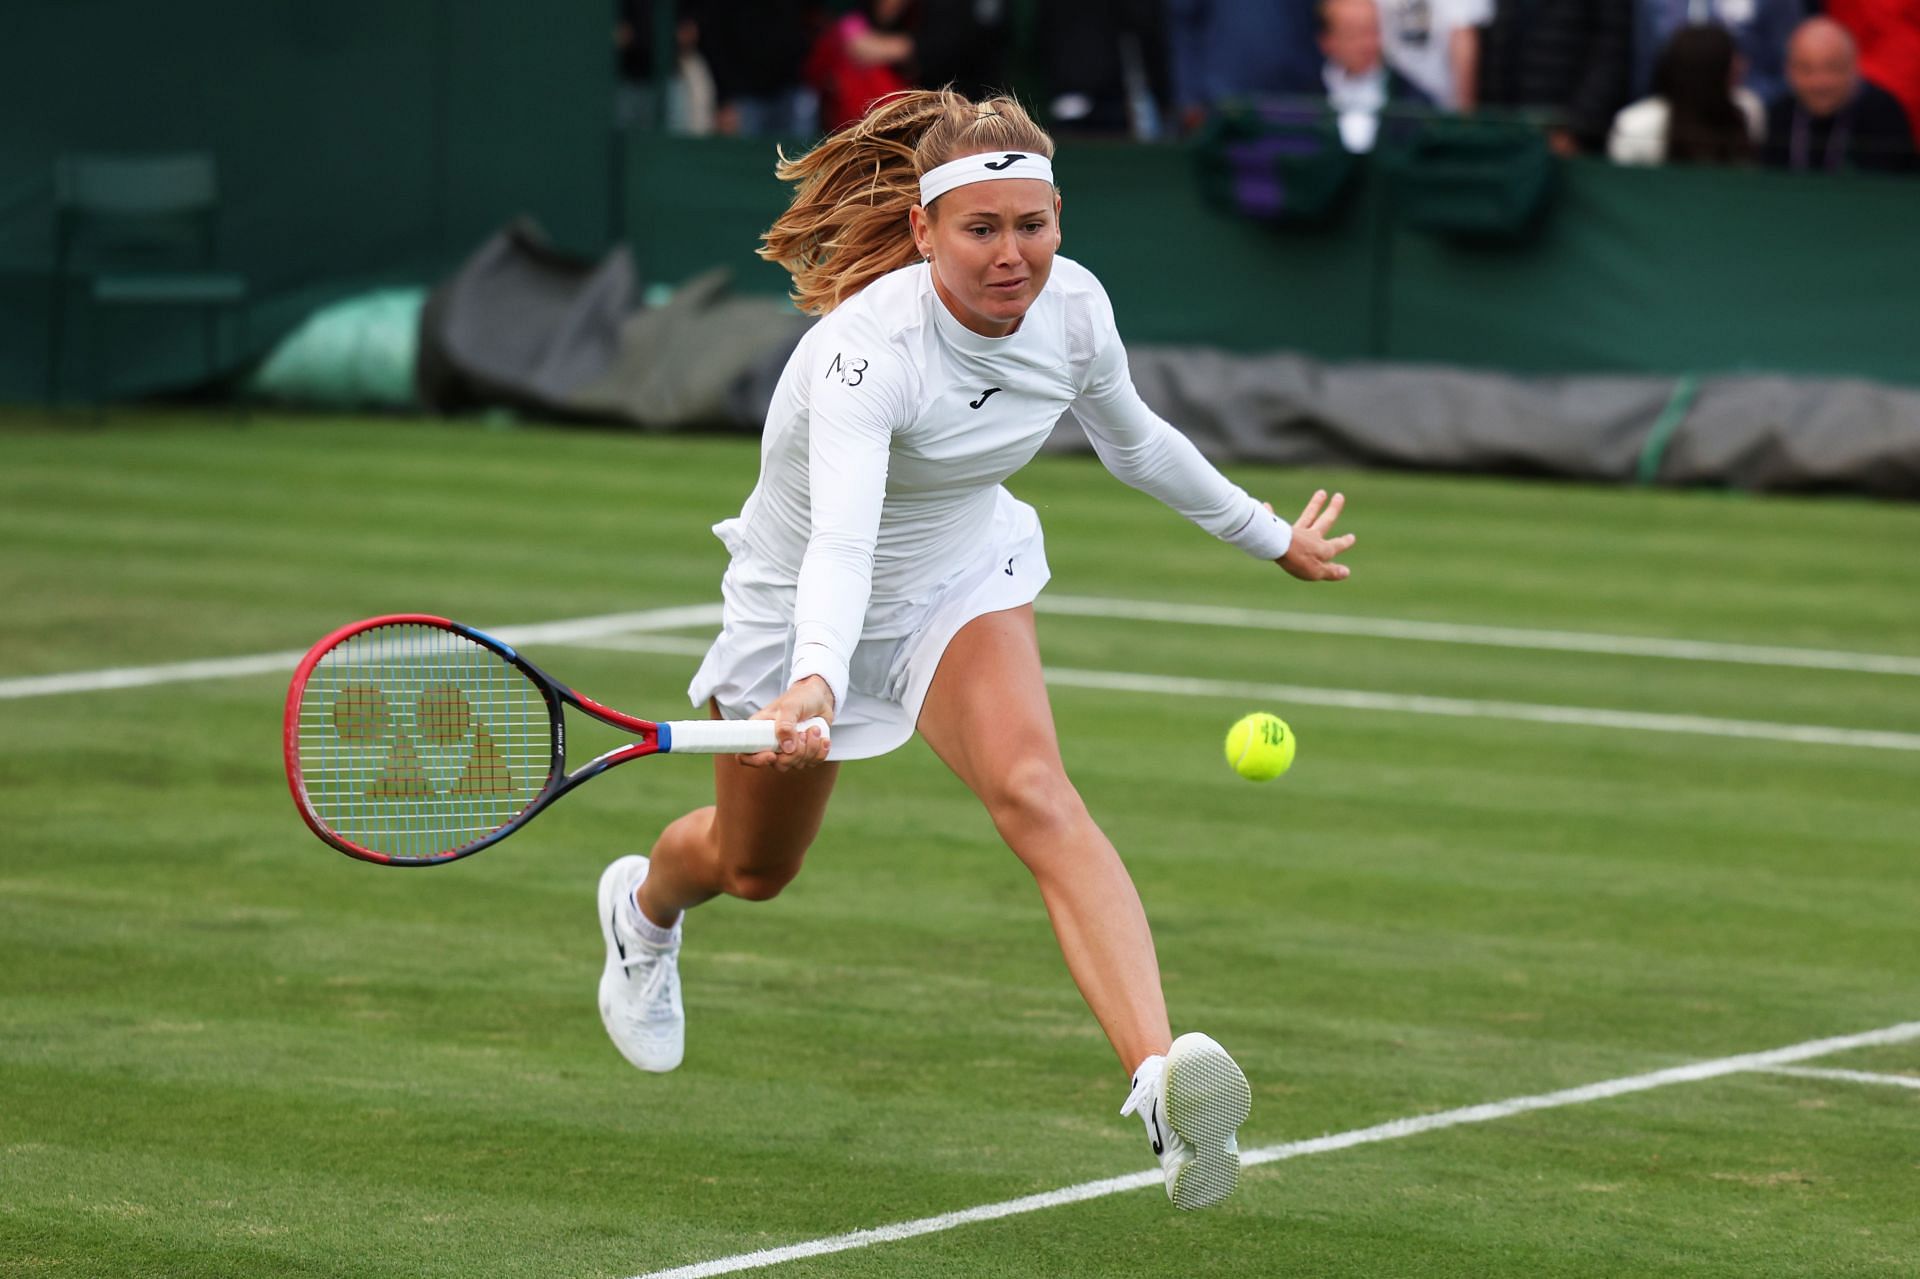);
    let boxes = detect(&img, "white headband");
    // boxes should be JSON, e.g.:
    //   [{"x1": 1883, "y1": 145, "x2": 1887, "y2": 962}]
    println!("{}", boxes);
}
[{"x1": 917, "y1": 151, "x2": 1056, "y2": 207}]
